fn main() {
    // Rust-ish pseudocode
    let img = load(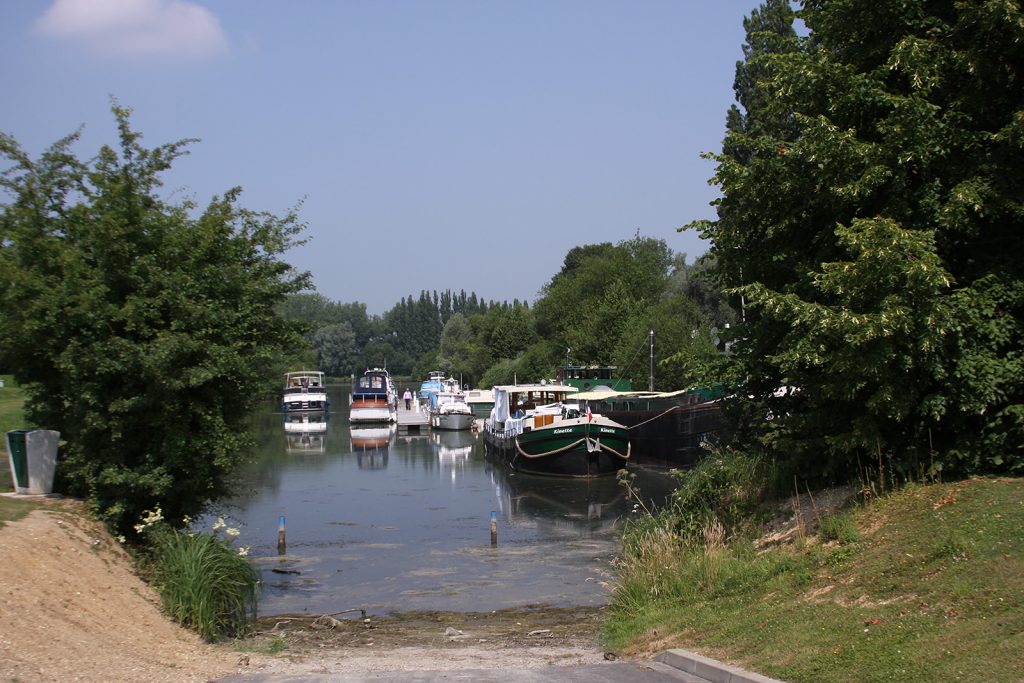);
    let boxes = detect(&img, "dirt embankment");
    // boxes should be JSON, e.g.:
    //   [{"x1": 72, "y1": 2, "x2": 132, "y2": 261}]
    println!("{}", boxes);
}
[{"x1": 0, "y1": 502, "x2": 609, "y2": 682}]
